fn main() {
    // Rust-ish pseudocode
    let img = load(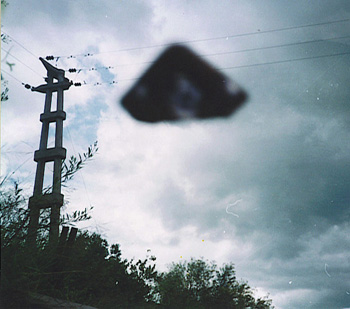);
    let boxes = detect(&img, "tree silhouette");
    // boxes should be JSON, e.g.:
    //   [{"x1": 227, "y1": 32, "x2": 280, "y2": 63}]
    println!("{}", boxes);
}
[
  {"x1": 1, "y1": 141, "x2": 273, "y2": 308},
  {"x1": 157, "y1": 258, "x2": 273, "y2": 308}
]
